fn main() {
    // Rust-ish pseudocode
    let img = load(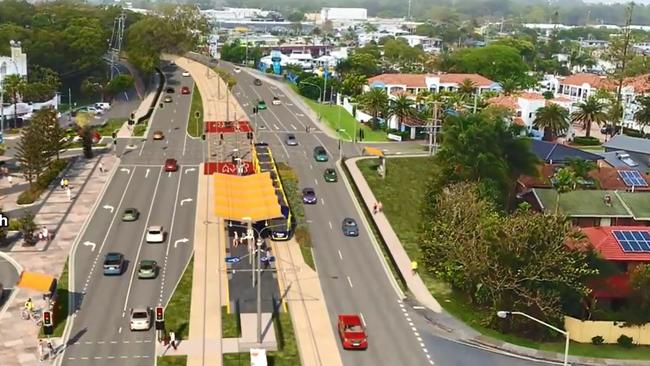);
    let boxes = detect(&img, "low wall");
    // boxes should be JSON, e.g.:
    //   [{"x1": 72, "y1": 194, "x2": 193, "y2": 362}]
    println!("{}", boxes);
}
[{"x1": 565, "y1": 315, "x2": 650, "y2": 344}]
